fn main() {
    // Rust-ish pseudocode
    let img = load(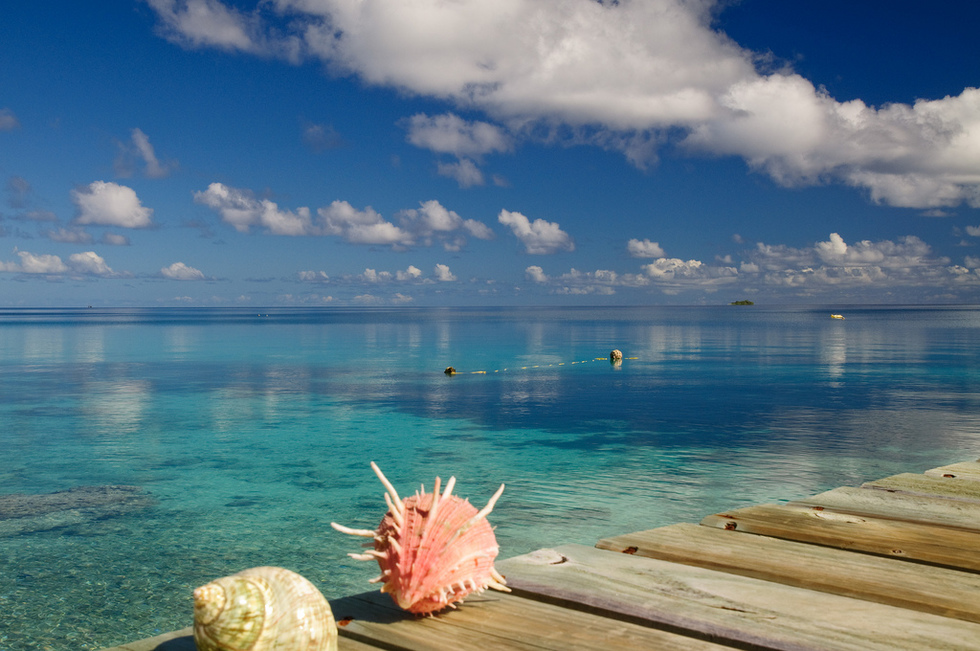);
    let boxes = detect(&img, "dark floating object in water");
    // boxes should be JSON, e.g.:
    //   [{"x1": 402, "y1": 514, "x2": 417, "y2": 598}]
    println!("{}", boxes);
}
[
  {"x1": 609, "y1": 349, "x2": 623, "y2": 362},
  {"x1": 444, "y1": 366, "x2": 457, "y2": 375},
  {"x1": 0, "y1": 485, "x2": 154, "y2": 536},
  {"x1": 730, "y1": 300, "x2": 754, "y2": 305}
]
